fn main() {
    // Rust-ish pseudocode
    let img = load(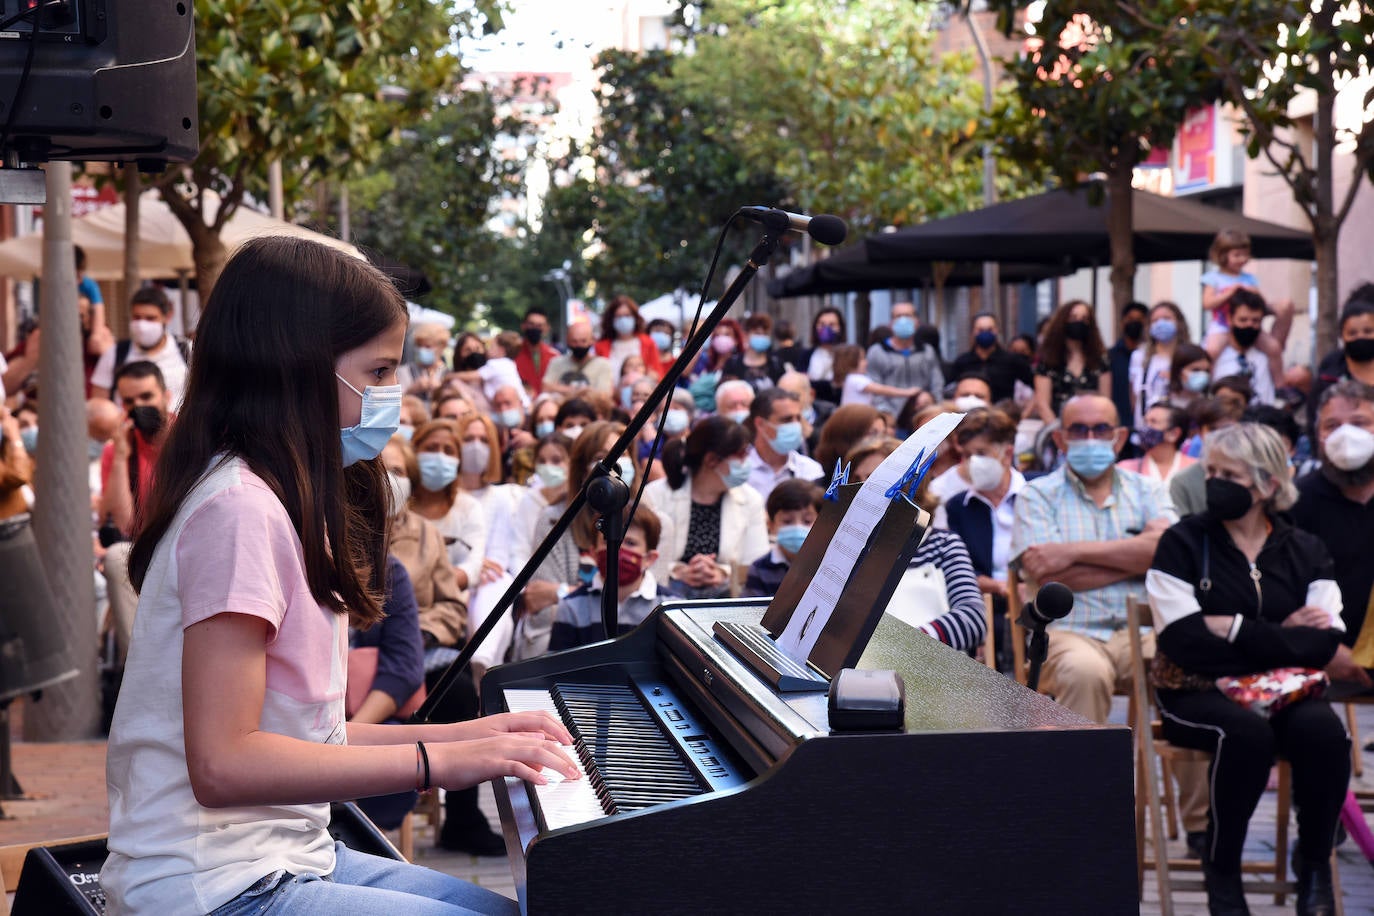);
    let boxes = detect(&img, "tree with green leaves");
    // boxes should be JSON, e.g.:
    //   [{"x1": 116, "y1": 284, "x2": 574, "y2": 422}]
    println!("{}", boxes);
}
[
  {"x1": 983, "y1": 0, "x2": 1222, "y2": 309},
  {"x1": 343, "y1": 86, "x2": 534, "y2": 322},
  {"x1": 157, "y1": 0, "x2": 502, "y2": 298},
  {"x1": 674, "y1": 0, "x2": 1013, "y2": 235}
]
